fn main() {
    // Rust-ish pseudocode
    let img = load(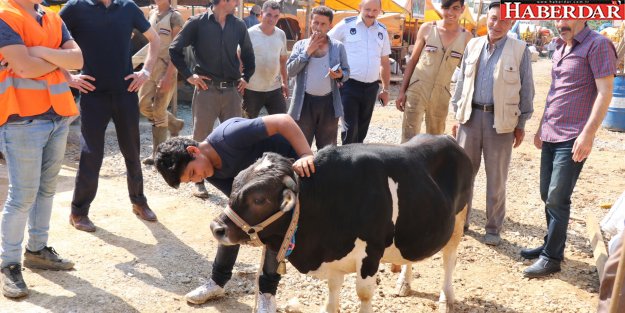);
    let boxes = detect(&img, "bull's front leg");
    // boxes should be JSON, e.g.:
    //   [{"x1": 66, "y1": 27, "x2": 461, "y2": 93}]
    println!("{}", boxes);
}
[
  {"x1": 322, "y1": 271, "x2": 344, "y2": 313},
  {"x1": 355, "y1": 272, "x2": 376, "y2": 313}
]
